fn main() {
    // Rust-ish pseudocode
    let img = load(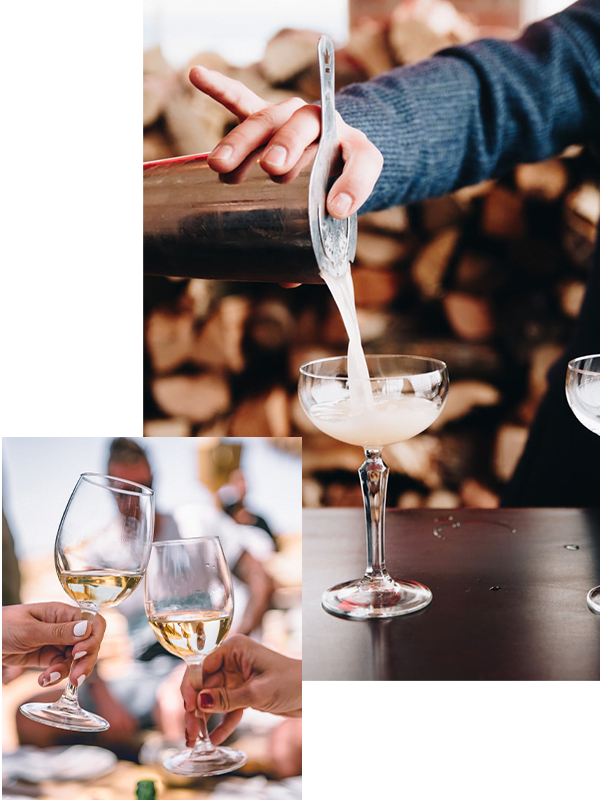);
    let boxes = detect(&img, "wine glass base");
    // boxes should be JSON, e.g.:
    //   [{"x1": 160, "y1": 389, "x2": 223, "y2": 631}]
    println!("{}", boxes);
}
[
  {"x1": 19, "y1": 702, "x2": 110, "y2": 732},
  {"x1": 587, "y1": 585, "x2": 600, "y2": 614},
  {"x1": 322, "y1": 575, "x2": 432, "y2": 619},
  {"x1": 163, "y1": 746, "x2": 248, "y2": 777}
]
